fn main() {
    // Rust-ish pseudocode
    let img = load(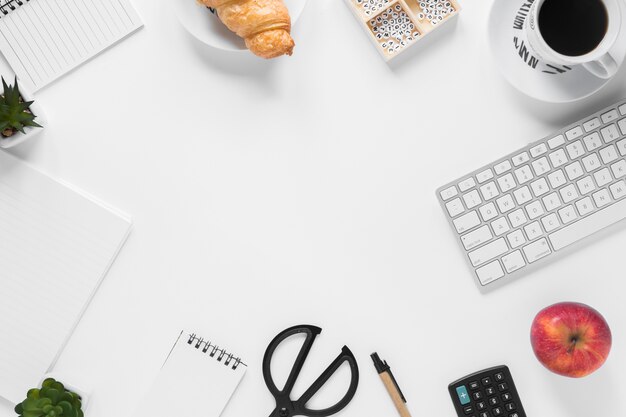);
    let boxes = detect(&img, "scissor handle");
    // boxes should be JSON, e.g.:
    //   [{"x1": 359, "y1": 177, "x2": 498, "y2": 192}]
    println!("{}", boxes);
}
[{"x1": 263, "y1": 325, "x2": 359, "y2": 417}]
